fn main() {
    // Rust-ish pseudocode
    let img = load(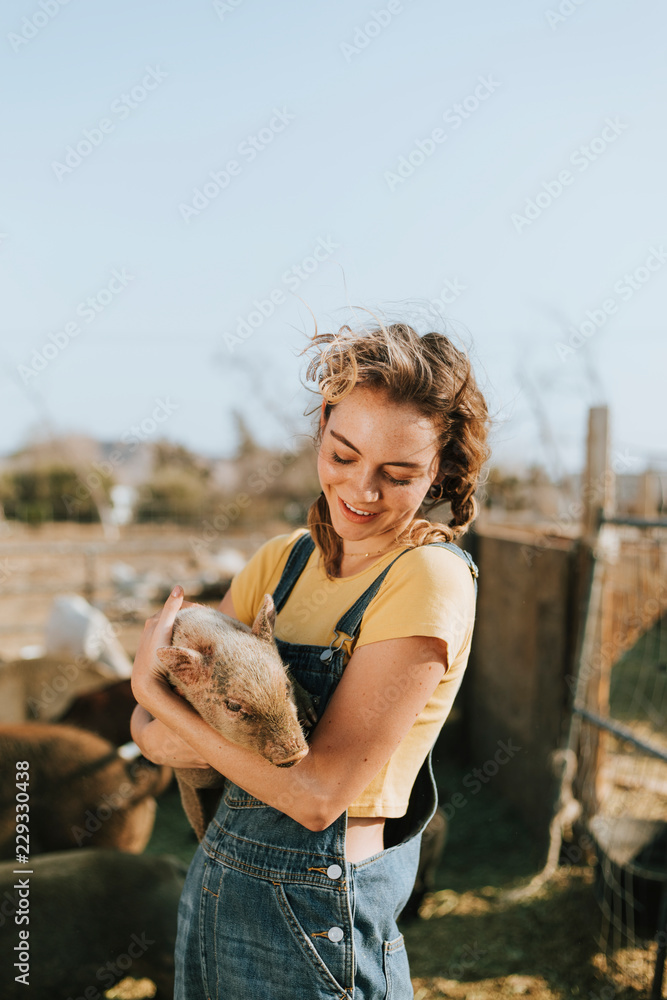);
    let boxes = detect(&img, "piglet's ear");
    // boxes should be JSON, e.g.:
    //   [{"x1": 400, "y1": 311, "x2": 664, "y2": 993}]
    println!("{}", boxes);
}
[
  {"x1": 251, "y1": 594, "x2": 276, "y2": 643},
  {"x1": 155, "y1": 646, "x2": 206, "y2": 685}
]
